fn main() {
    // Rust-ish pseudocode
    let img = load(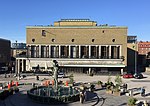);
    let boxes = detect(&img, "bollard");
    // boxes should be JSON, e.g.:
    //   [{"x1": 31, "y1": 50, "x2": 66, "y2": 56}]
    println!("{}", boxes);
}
[
  {"x1": 8, "y1": 84, "x2": 11, "y2": 89},
  {"x1": 66, "y1": 81, "x2": 68, "y2": 86},
  {"x1": 12, "y1": 81, "x2": 14, "y2": 86},
  {"x1": 16, "y1": 81, "x2": 19, "y2": 86}
]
